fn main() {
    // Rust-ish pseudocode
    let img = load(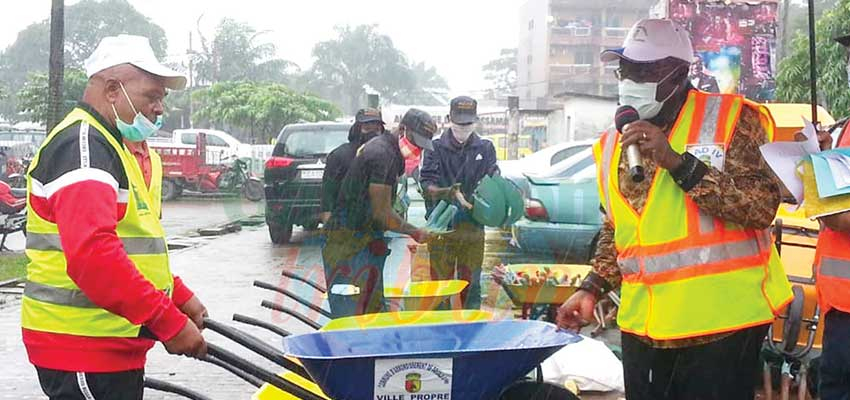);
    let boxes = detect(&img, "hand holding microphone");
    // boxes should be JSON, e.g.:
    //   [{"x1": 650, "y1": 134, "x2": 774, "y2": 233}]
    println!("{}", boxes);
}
[
  {"x1": 616, "y1": 106, "x2": 682, "y2": 179},
  {"x1": 615, "y1": 106, "x2": 644, "y2": 182}
]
